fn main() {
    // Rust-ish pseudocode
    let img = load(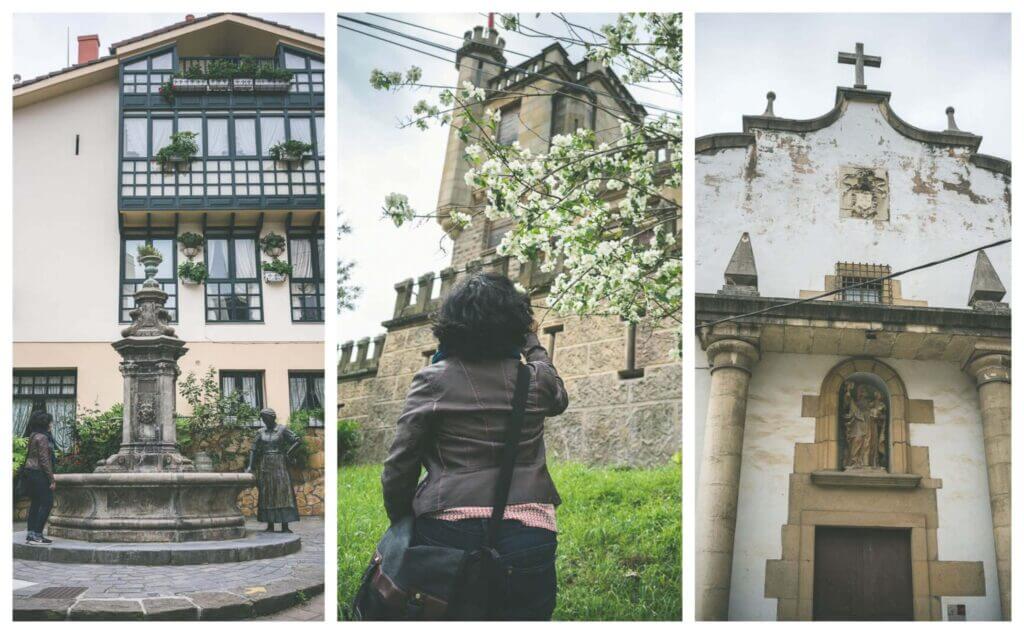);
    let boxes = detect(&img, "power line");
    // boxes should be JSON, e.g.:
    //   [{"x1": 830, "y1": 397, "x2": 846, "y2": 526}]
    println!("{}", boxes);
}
[
  {"x1": 338, "y1": 14, "x2": 680, "y2": 116},
  {"x1": 698, "y1": 238, "x2": 1011, "y2": 331}
]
